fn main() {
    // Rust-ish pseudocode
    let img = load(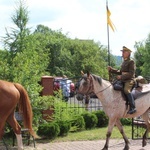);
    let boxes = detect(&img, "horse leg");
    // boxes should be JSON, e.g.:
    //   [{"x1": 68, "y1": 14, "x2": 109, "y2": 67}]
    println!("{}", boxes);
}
[
  {"x1": 102, "y1": 118, "x2": 116, "y2": 150},
  {"x1": 142, "y1": 128, "x2": 149, "y2": 147},
  {"x1": 141, "y1": 109, "x2": 150, "y2": 147},
  {"x1": 0, "y1": 120, "x2": 6, "y2": 139},
  {"x1": 7, "y1": 113, "x2": 23, "y2": 150},
  {"x1": 115, "y1": 119, "x2": 130, "y2": 150}
]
